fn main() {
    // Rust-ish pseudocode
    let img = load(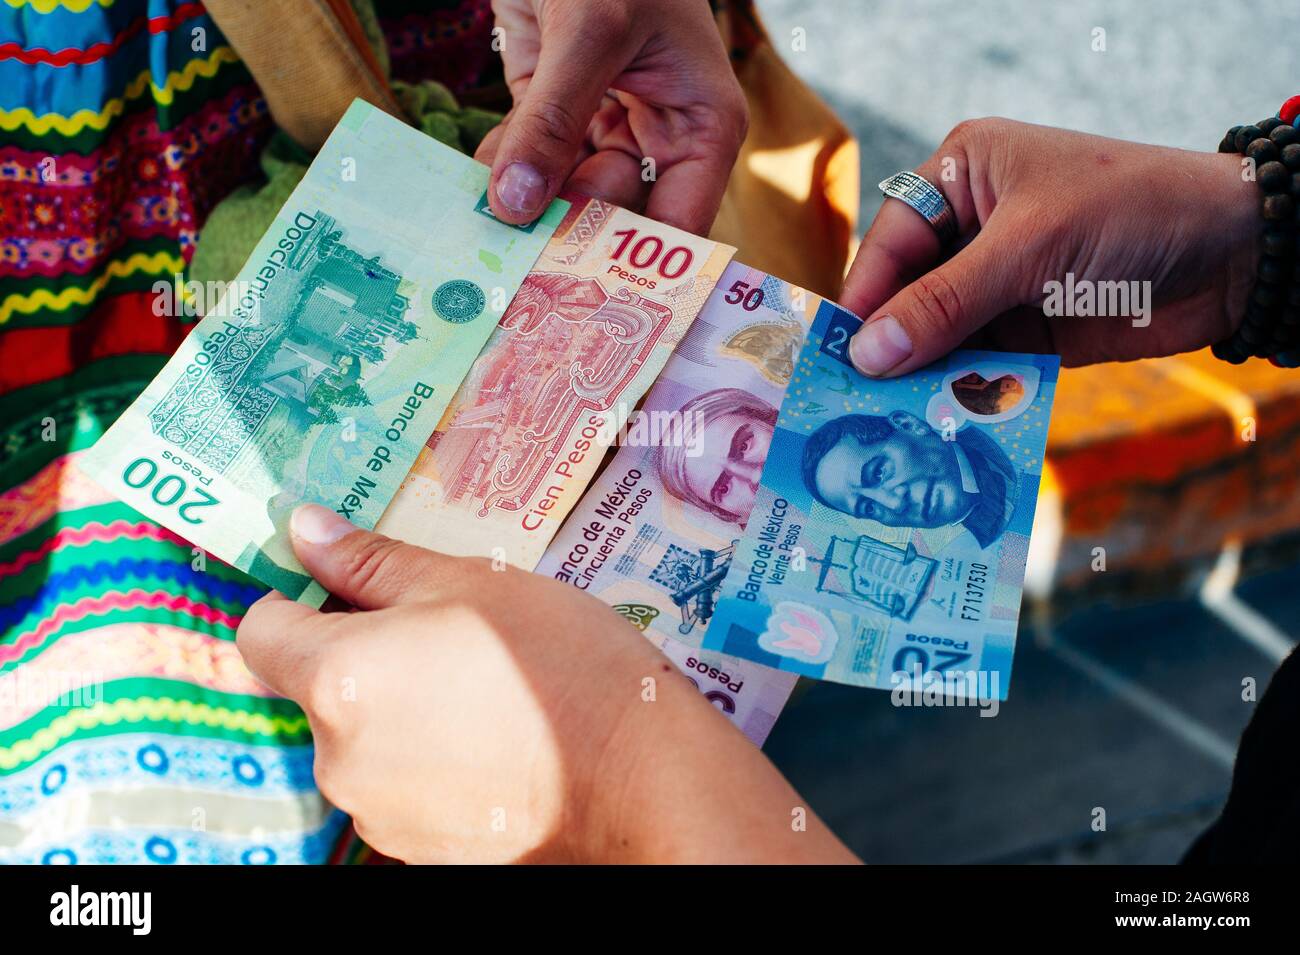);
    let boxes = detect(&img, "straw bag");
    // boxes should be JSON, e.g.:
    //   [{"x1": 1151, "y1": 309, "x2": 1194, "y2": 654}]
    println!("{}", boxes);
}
[{"x1": 203, "y1": 0, "x2": 859, "y2": 298}]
